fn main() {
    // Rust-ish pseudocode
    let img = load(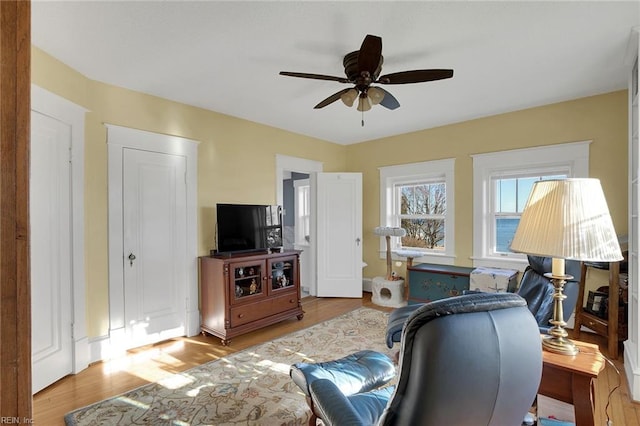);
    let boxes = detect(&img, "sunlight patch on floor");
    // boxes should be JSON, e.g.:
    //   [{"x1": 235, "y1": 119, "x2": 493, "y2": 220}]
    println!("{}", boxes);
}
[
  {"x1": 102, "y1": 339, "x2": 189, "y2": 383},
  {"x1": 185, "y1": 383, "x2": 214, "y2": 397},
  {"x1": 116, "y1": 396, "x2": 149, "y2": 410},
  {"x1": 281, "y1": 346, "x2": 312, "y2": 362},
  {"x1": 157, "y1": 372, "x2": 197, "y2": 390},
  {"x1": 254, "y1": 358, "x2": 290, "y2": 374}
]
